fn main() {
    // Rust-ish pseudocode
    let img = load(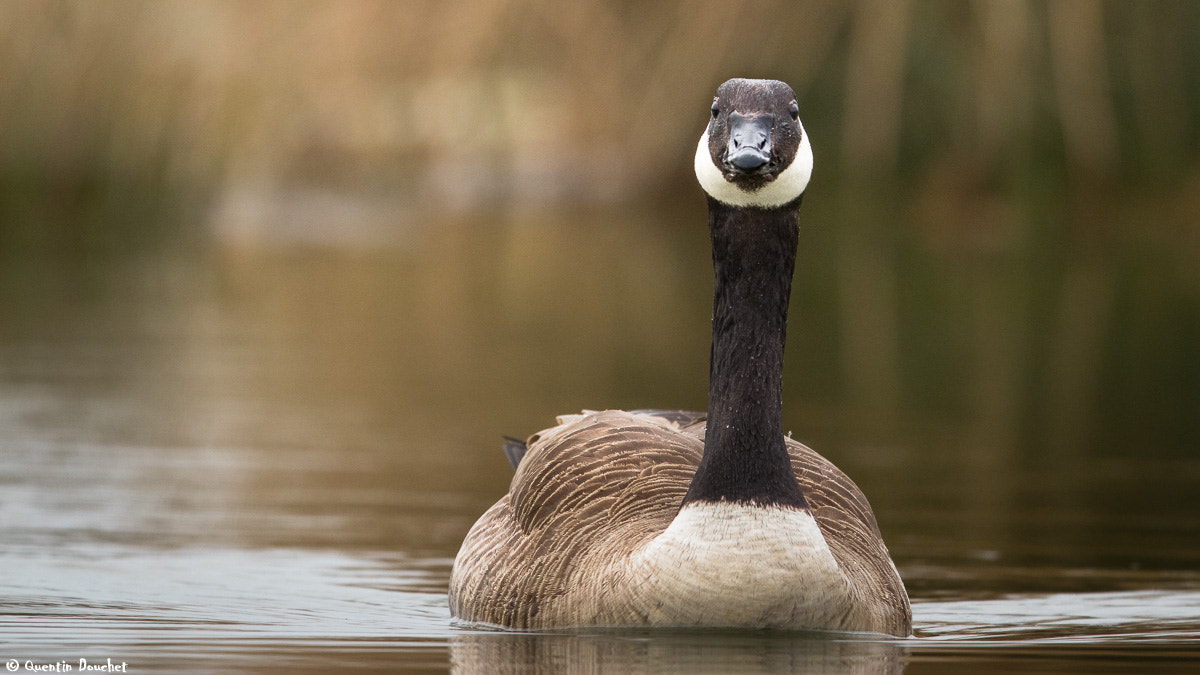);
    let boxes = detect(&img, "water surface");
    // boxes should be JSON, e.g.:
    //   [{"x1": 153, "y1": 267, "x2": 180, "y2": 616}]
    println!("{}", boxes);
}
[{"x1": 2, "y1": 222, "x2": 1198, "y2": 672}]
